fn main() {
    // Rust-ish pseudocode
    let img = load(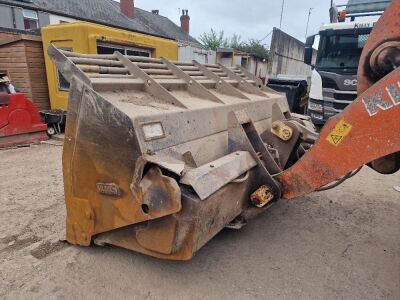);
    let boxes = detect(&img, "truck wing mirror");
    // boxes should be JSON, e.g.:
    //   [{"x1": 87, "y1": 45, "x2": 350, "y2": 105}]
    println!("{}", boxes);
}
[
  {"x1": 304, "y1": 48, "x2": 314, "y2": 65},
  {"x1": 304, "y1": 35, "x2": 316, "y2": 66}
]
